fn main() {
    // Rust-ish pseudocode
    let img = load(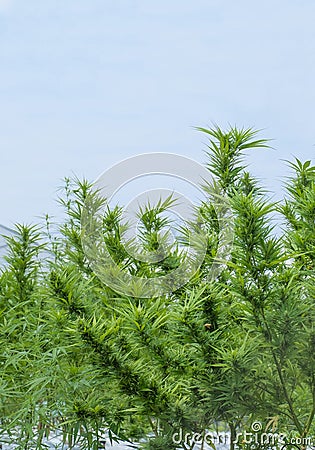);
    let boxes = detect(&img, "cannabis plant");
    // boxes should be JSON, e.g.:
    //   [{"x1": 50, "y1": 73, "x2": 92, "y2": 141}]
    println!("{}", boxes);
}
[{"x1": 0, "y1": 126, "x2": 314, "y2": 450}]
